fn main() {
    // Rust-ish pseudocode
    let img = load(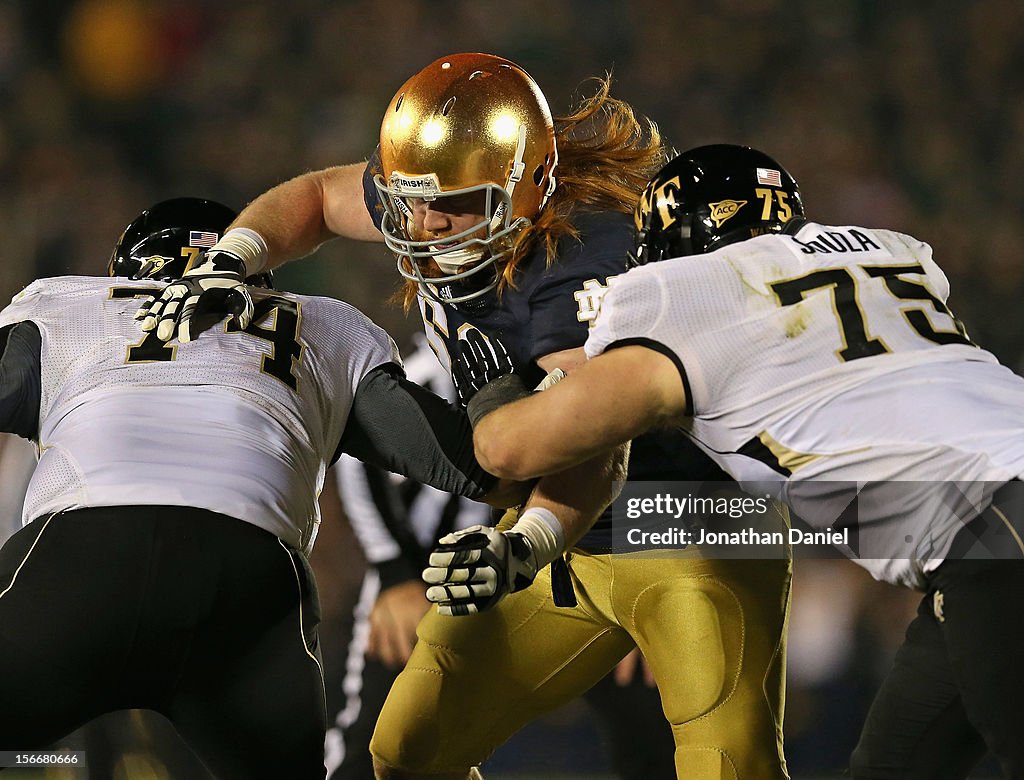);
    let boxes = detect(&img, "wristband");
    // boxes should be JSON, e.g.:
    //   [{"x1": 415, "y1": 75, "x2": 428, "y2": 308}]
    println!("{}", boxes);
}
[
  {"x1": 467, "y1": 373, "x2": 529, "y2": 427},
  {"x1": 510, "y1": 507, "x2": 565, "y2": 569},
  {"x1": 209, "y1": 228, "x2": 270, "y2": 276}
]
